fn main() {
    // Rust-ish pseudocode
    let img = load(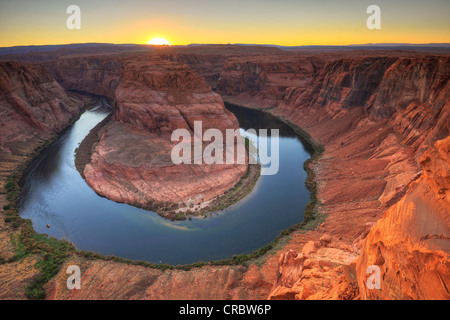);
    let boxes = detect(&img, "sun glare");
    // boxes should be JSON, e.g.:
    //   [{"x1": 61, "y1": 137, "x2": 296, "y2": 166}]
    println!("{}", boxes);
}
[{"x1": 147, "y1": 37, "x2": 171, "y2": 46}]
